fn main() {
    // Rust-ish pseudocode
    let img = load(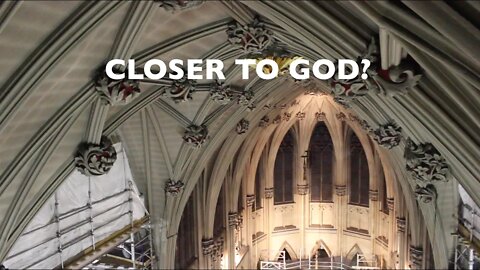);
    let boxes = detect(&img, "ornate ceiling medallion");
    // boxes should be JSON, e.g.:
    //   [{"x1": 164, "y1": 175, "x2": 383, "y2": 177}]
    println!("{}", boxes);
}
[
  {"x1": 164, "y1": 74, "x2": 196, "y2": 103},
  {"x1": 165, "y1": 179, "x2": 184, "y2": 196},
  {"x1": 227, "y1": 18, "x2": 274, "y2": 54},
  {"x1": 328, "y1": 38, "x2": 422, "y2": 104},
  {"x1": 183, "y1": 124, "x2": 208, "y2": 148},
  {"x1": 210, "y1": 81, "x2": 233, "y2": 105},
  {"x1": 253, "y1": 47, "x2": 301, "y2": 77},
  {"x1": 404, "y1": 138, "x2": 449, "y2": 183},
  {"x1": 75, "y1": 136, "x2": 117, "y2": 176},
  {"x1": 94, "y1": 68, "x2": 141, "y2": 106},
  {"x1": 154, "y1": 0, "x2": 204, "y2": 12},
  {"x1": 373, "y1": 122, "x2": 402, "y2": 149},
  {"x1": 236, "y1": 119, "x2": 249, "y2": 134}
]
